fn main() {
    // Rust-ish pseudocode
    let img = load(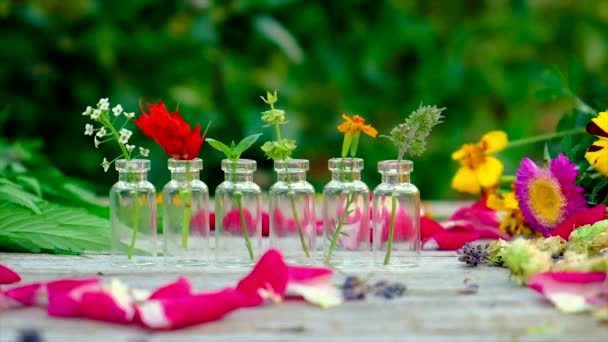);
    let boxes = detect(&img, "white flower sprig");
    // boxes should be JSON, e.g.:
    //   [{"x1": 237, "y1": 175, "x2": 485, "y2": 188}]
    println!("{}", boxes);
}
[{"x1": 82, "y1": 98, "x2": 148, "y2": 172}]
